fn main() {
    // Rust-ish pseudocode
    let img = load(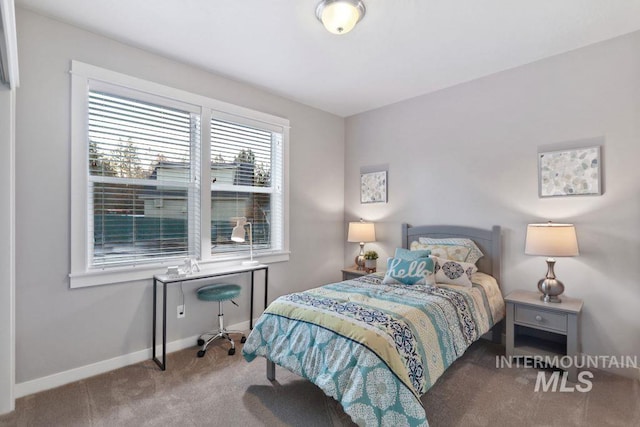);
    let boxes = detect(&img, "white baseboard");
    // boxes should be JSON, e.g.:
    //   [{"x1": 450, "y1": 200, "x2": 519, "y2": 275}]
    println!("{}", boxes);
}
[{"x1": 14, "y1": 319, "x2": 252, "y2": 398}]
